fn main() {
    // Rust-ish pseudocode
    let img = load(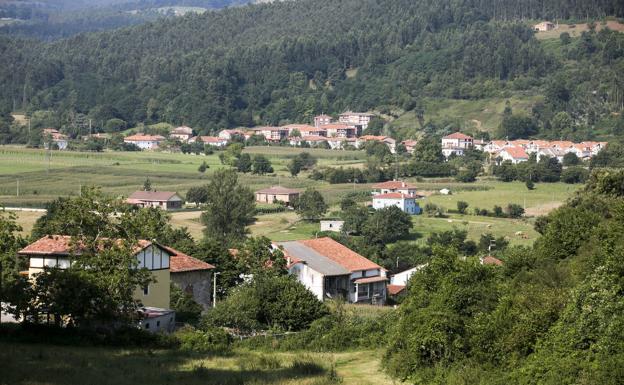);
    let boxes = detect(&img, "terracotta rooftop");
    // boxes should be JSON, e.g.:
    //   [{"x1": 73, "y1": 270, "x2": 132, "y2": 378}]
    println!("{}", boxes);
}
[
  {"x1": 298, "y1": 237, "x2": 382, "y2": 272},
  {"x1": 255, "y1": 186, "x2": 301, "y2": 195},
  {"x1": 373, "y1": 192, "x2": 415, "y2": 199},
  {"x1": 19, "y1": 235, "x2": 152, "y2": 256},
  {"x1": 128, "y1": 191, "x2": 181, "y2": 202},
  {"x1": 353, "y1": 276, "x2": 388, "y2": 284},
  {"x1": 163, "y1": 246, "x2": 215, "y2": 273},
  {"x1": 443, "y1": 132, "x2": 473, "y2": 140},
  {"x1": 321, "y1": 123, "x2": 354, "y2": 129},
  {"x1": 171, "y1": 126, "x2": 193, "y2": 135},
  {"x1": 387, "y1": 284, "x2": 406, "y2": 296},
  {"x1": 502, "y1": 146, "x2": 529, "y2": 159},
  {"x1": 124, "y1": 134, "x2": 165, "y2": 141},
  {"x1": 482, "y1": 255, "x2": 503, "y2": 266},
  {"x1": 372, "y1": 180, "x2": 417, "y2": 189}
]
